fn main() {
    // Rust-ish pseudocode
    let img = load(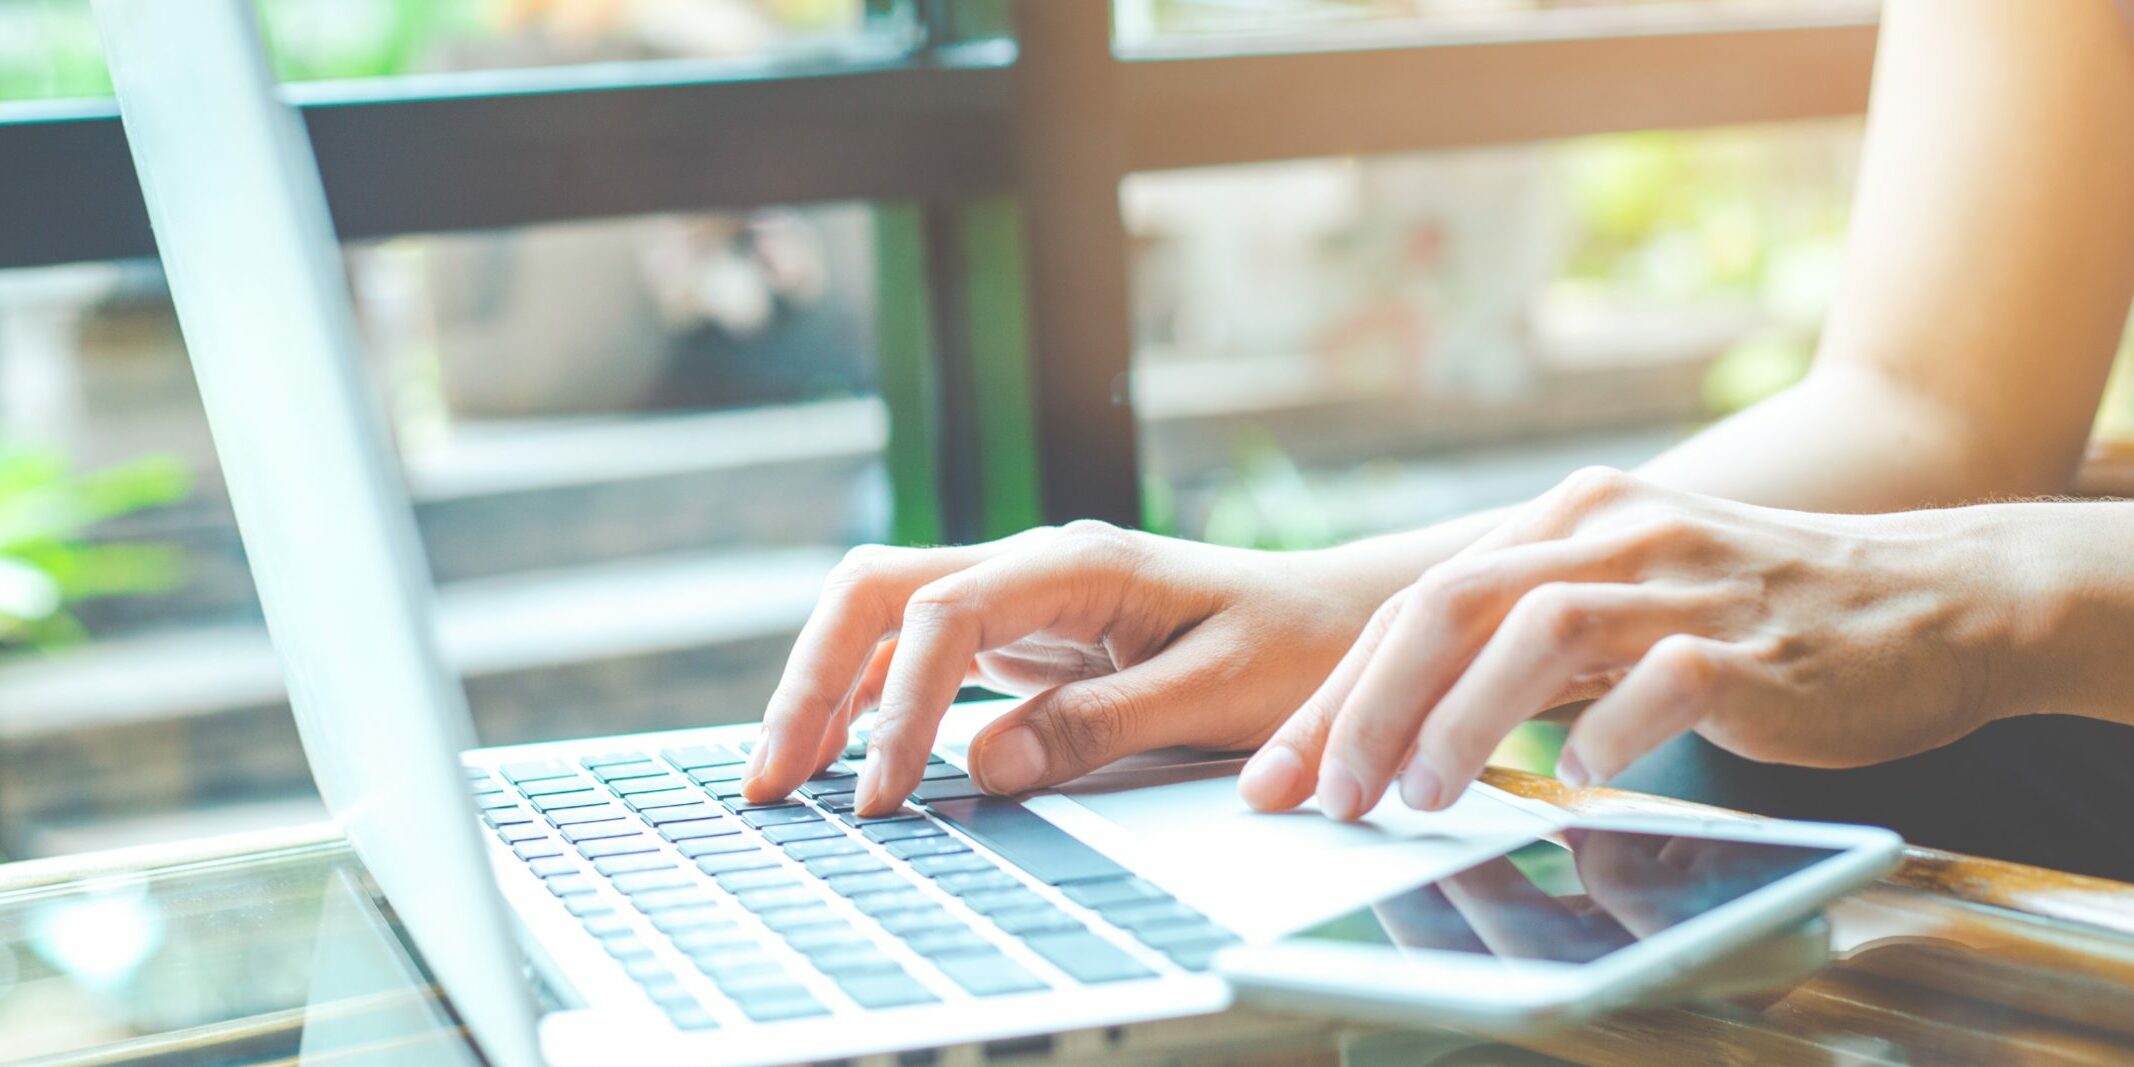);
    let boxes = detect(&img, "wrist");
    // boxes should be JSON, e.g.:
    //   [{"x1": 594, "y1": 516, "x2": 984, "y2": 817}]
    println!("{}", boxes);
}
[{"x1": 1949, "y1": 502, "x2": 2134, "y2": 724}]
